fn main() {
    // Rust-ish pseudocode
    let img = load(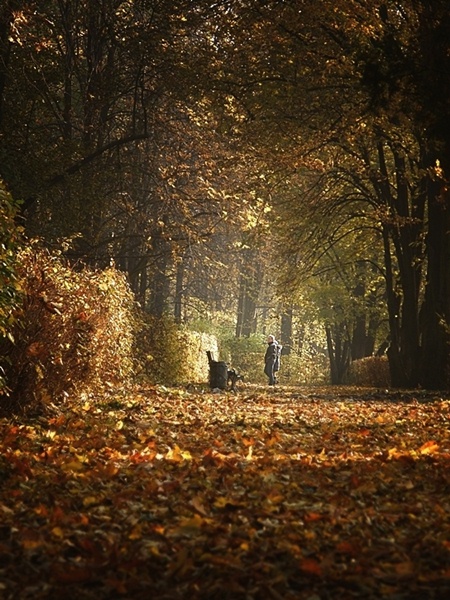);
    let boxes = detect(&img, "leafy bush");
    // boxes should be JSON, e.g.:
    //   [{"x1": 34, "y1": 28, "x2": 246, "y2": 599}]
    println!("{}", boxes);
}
[
  {"x1": 346, "y1": 356, "x2": 391, "y2": 388},
  {"x1": 220, "y1": 334, "x2": 264, "y2": 382},
  {"x1": 0, "y1": 181, "x2": 23, "y2": 392},
  {"x1": 134, "y1": 315, "x2": 218, "y2": 385},
  {"x1": 278, "y1": 352, "x2": 329, "y2": 385},
  {"x1": 0, "y1": 244, "x2": 138, "y2": 414}
]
